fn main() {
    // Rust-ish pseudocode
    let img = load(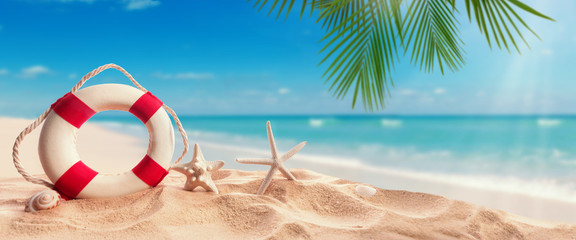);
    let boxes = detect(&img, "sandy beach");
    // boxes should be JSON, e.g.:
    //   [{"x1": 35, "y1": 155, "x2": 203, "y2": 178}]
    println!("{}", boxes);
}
[
  {"x1": 1, "y1": 117, "x2": 576, "y2": 239},
  {"x1": 201, "y1": 142, "x2": 576, "y2": 224}
]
